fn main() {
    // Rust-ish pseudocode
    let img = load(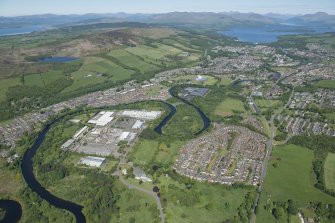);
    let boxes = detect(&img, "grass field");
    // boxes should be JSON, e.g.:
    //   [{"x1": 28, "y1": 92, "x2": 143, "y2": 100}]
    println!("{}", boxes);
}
[
  {"x1": 315, "y1": 80, "x2": 335, "y2": 89},
  {"x1": 129, "y1": 140, "x2": 184, "y2": 167},
  {"x1": 214, "y1": 98, "x2": 246, "y2": 117},
  {"x1": 110, "y1": 181, "x2": 160, "y2": 223},
  {"x1": 159, "y1": 175, "x2": 252, "y2": 223},
  {"x1": 256, "y1": 144, "x2": 335, "y2": 223},
  {"x1": 108, "y1": 49, "x2": 157, "y2": 73},
  {"x1": 221, "y1": 77, "x2": 233, "y2": 86},
  {"x1": 255, "y1": 99, "x2": 282, "y2": 112},
  {"x1": 324, "y1": 153, "x2": 335, "y2": 190},
  {"x1": 0, "y1": 77, "x2": 20, "y2": 101}
]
